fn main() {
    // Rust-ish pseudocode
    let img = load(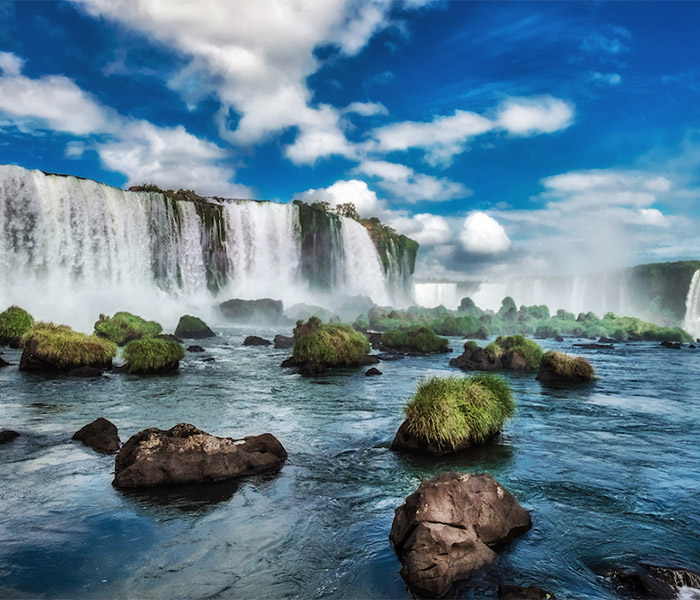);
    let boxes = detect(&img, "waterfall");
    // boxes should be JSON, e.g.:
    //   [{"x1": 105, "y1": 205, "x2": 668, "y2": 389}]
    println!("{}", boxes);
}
[
  {"x1": 683, "y1": 270, "x2": 700, "y2": 340},
  {"x1": 0, "y1": 165, "x2": 409, "y2": 329}
]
